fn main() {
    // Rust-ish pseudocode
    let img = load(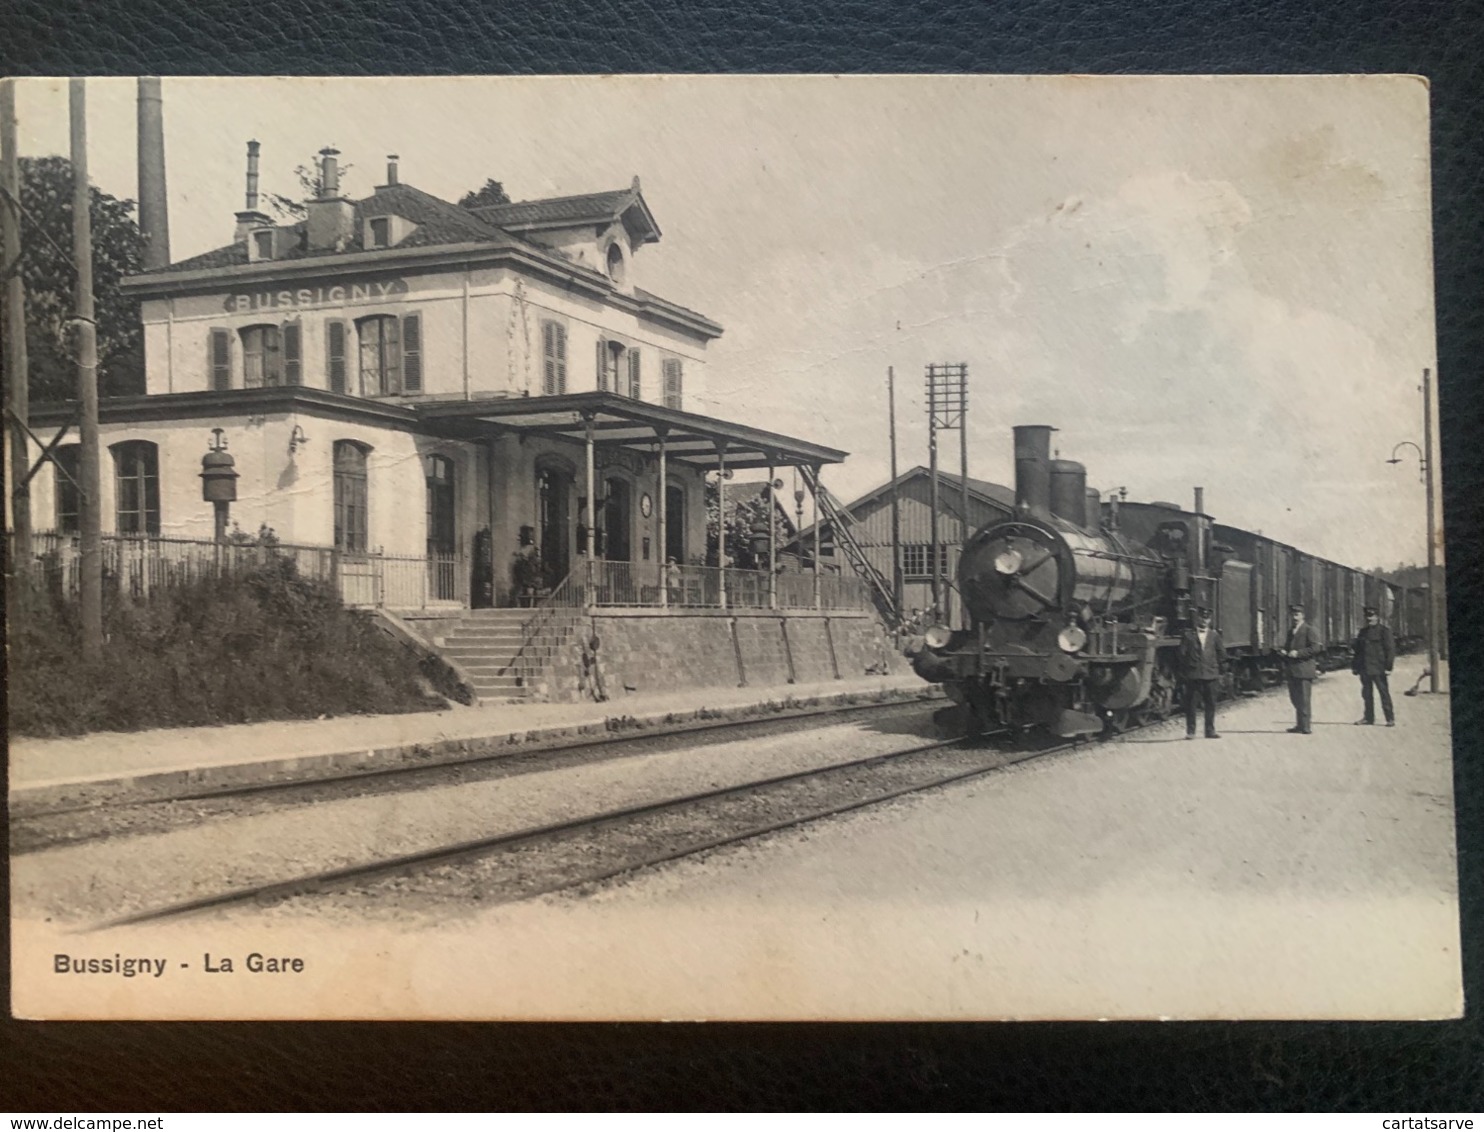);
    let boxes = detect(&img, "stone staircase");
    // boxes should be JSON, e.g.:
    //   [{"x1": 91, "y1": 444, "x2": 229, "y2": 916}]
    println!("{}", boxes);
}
[{"x1": 432, "y1": 607, "x2": 583, "y2": 703}]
